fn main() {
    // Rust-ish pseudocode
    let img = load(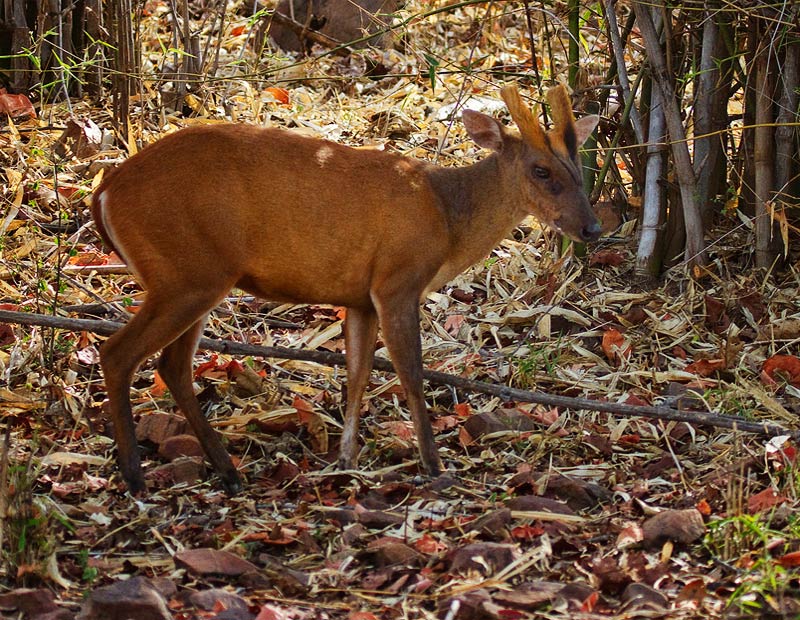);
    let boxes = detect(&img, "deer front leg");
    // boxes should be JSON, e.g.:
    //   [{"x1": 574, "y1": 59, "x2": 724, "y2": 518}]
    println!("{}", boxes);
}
[{"x1": 373, "y1": 295, "x2": 443, "y2": 477}]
